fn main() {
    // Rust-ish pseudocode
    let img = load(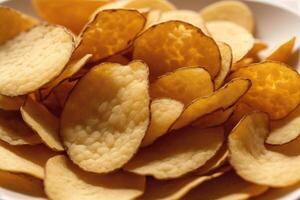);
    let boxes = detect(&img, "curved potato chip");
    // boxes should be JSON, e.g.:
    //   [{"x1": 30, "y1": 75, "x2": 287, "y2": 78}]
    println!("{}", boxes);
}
[
  {"x1": 45, "y1": 155, "x2": 145, "y2": 200},
  {"x1": 61, "y1": 61, "x2": 150, "y2": 173},
  {"x1": 246, "y1": 39, "x2": 267, "y2": 61},
  {"x1": 266, "y1": 37, "x2": 296, "y2": 63},
  {"x1": 124, "y1": 126, "x2": 224, "y2": 179},
  {"x1": 207, "y1": 21, "x2": 254, "y2": 63},
  {"x1": 230, "y1": 61, "x2": 300, "y2": 120},
  {"x1": 32, "y1": 0, "x2": 111, "y2": 34},
  {"x1": 133, "y1": 21, "x2": 221, "y2": 80},
  {"x1": 229, "y1": 112, "x2": 300, "y2": 187},
  {"x1": 183, "y1": 170, "x2": 268, "y2": 200},
  {"x1": 0, "y1": 24, "x2": 74, "y2": 96},
  {"x1": 231, "y1": 57, "x2": 254, "y2": 71},
  {"x1": 200, "y1": 0, "x2": 254, "y2": 32},
  {"x1": 150, "y1": 67, "x2": 214, "y2": 105},
  {"x1": 171, "y1": 78, "x2": 251, "y2": 130},
  {"x1": 72, "y1": 9, "x2": 145, "y2": 63},
  {"x1": 20, "y1": 97, "x2": 63, "y2": 151},
  {"x1": 0, "y1": 95, "x2": 25, "y2": 111},
  {"x1": 142, "y1": 98, "x2": 184, "y2": 147},
  {"x1": 0, "y1": 6, "x2": 37, "y2": 45}
]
